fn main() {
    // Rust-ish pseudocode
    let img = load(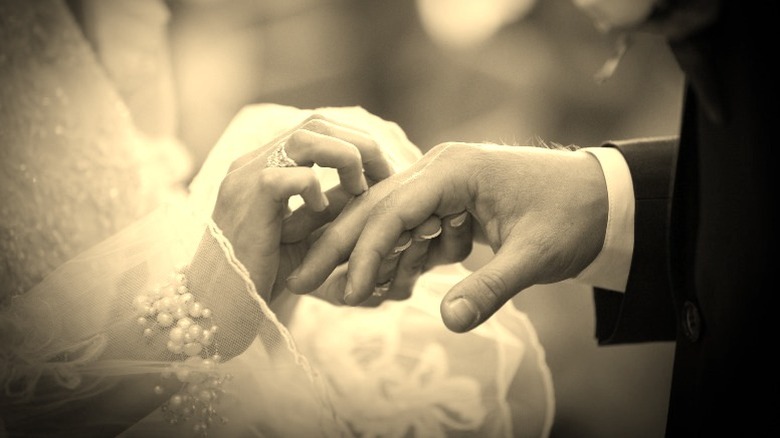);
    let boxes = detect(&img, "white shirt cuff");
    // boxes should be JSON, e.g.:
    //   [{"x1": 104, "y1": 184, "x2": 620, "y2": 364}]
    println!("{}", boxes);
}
[{"x1": 573, "y1": 147, "x2": 635, "y2": 292}]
